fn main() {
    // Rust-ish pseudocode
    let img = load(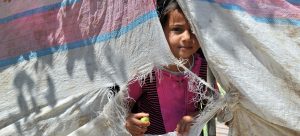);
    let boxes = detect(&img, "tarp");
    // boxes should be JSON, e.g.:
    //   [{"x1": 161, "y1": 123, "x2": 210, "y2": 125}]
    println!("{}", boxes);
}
[
  {"x1": 0, "y1": 0, "x2": 300, "y2": 136},
  {"x1": 0, "y1": 0, "x2": 174, "y2": 135},
  {"x1": 178, "y1": 0, "x2": 300, "y2": 135}
]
